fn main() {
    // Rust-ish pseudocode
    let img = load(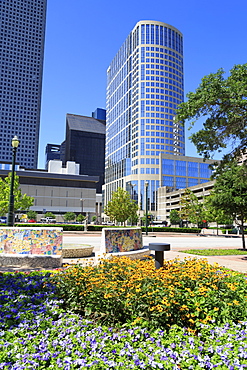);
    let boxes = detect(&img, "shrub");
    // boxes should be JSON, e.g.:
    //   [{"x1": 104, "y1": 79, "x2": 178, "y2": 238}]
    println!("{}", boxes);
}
[
  {"x1": 141, "y1": 226, "x2": 201, "y2": 233},
  {"x1": 51, "y1": 257, "x2": 247, "y2": 331}
]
